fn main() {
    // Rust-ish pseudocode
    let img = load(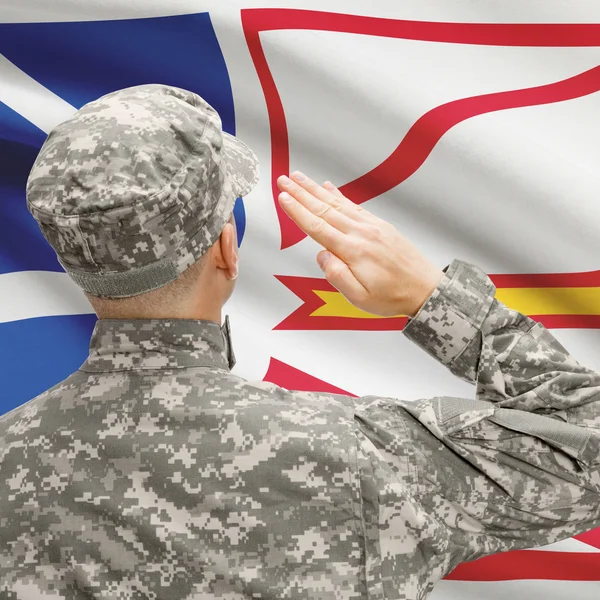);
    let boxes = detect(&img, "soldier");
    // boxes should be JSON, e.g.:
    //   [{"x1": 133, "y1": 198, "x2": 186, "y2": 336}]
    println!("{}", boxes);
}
[{"x1": 1, "y1": 83, "x2": 598, "y2": 599}]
